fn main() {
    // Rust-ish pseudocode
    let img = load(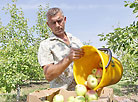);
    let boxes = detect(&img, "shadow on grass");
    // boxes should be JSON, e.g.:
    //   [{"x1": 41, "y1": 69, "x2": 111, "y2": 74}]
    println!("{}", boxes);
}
[
  {"x1": 117, "y1": 81, "x2": 138, "y2": 95},
  {"x1": 108, "y1": 80, "x2": 138, "y2": 96},
  {"x1": 112, "y1": 88, "x2": 124, "y2": 96},
  {"x1": 0, "y1": 80, "x2": 49, "y2": 102},
  {"x1": 0, "y1": 94, "x2": 27, "y2": 102}
]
